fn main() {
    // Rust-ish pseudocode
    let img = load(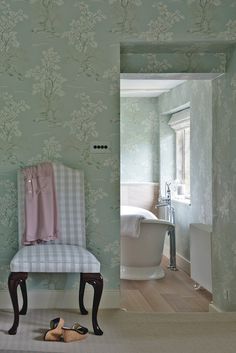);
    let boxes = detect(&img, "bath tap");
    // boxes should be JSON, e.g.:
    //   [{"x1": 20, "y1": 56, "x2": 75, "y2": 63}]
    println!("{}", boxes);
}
[
  {"x1": 156, "y1": 183, "x2": 175, "y2": 224},
  {"x1": 157, "y1": 199, "x2": 170, "y2": 207},
  {"x1": 156, "y1": 182, "x2": 177, "y2": 270}
]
